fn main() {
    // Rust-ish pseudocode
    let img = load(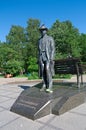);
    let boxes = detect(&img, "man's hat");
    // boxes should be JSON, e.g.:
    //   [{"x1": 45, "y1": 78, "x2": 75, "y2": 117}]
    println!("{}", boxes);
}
[{"x1": 39, "y1": 24, "x2": 48, "y2": 31}]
